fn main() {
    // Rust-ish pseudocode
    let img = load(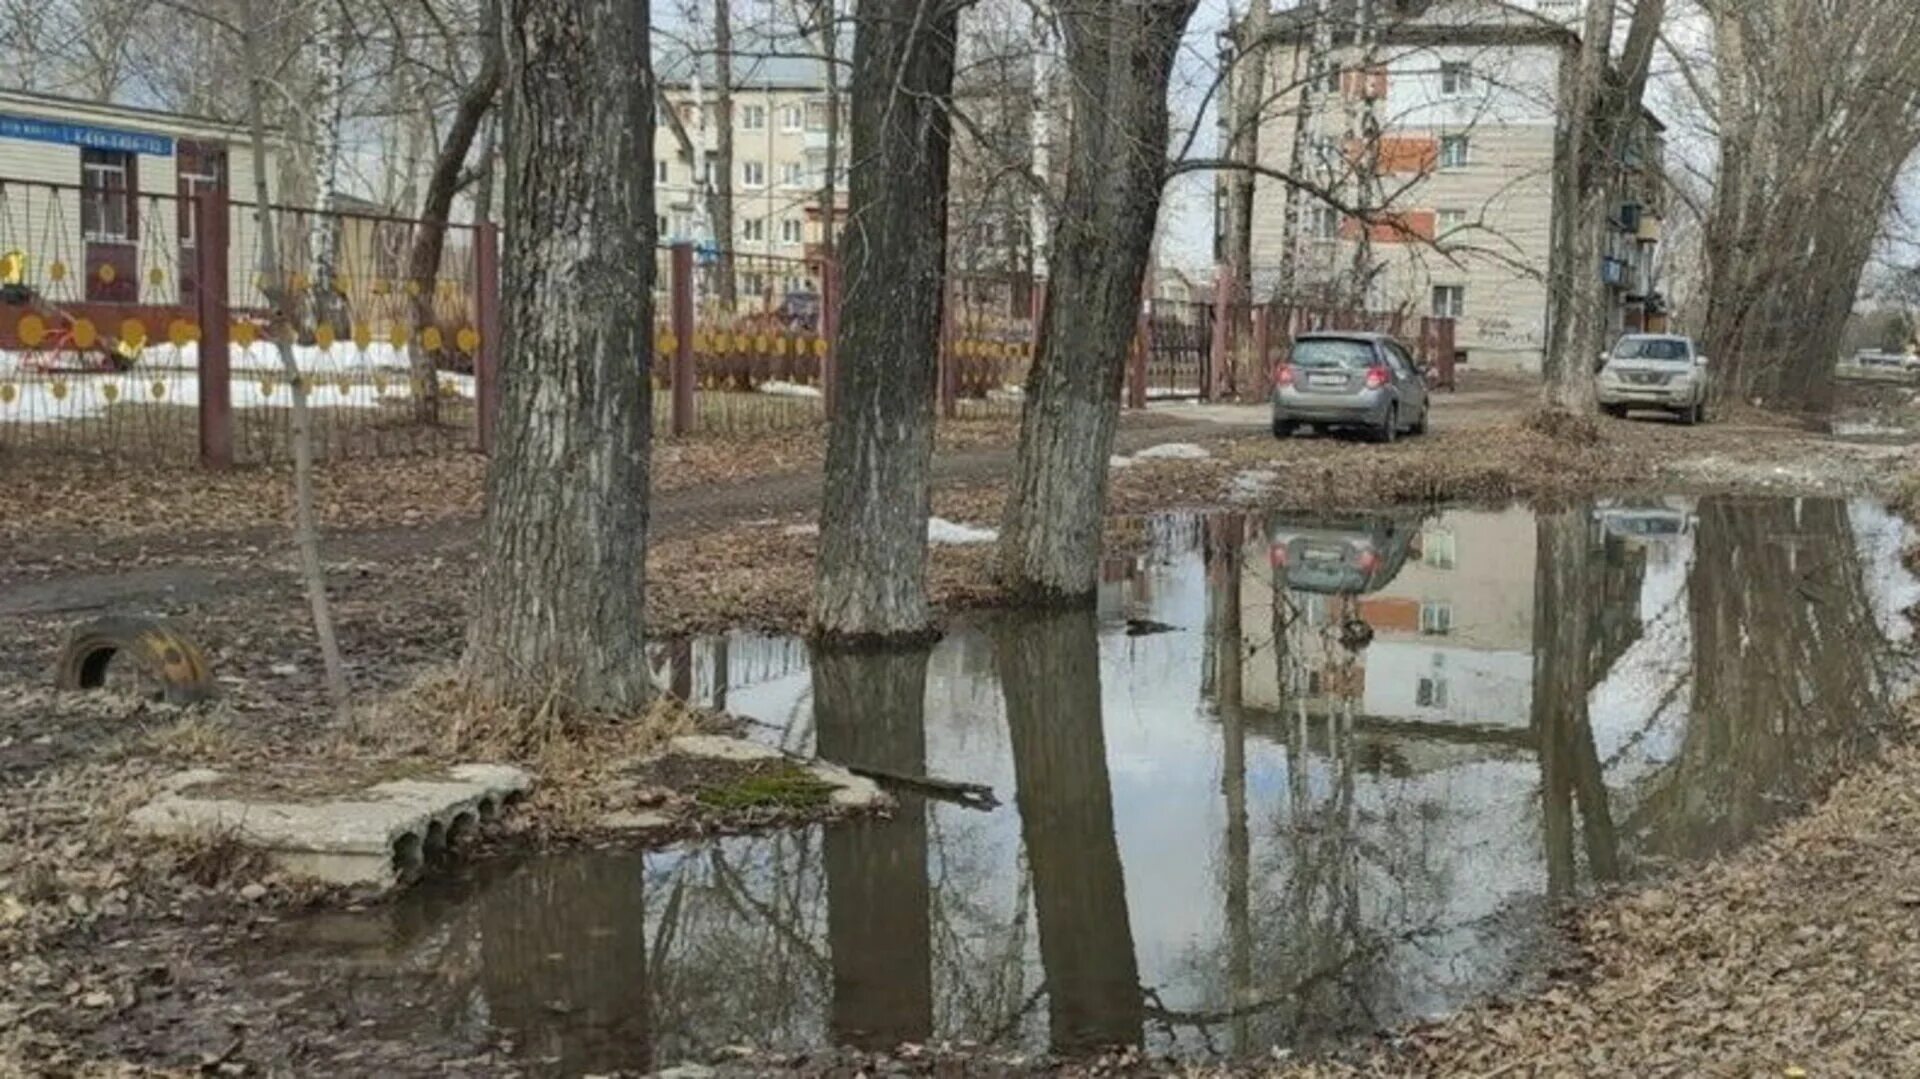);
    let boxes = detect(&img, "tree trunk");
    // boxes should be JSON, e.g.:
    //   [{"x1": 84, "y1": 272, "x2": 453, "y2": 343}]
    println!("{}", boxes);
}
[
  {"x1": 818, "y1": 0, "x2": 840, "y2": 268},
  {"x1": 461, "y1": 0, "x2": 655, "y2": 713},
  {"x1": 712, "y1": 0, "x2": 738, "y2": 308},
  {"x1": 307, "y1": 0, "x2": 347, "y2": 332},
  {"x1": 241, "y1": 0, "x2": 352, "y2": 729},
  {"x1": 1274, "y1": 0, "x2": 1326, "y2": 305},
  {"x1": 406, "y1": 0, "x2": 504, "y2": 423},
  {"x1": 1223, "y1": 0, "x2": 1267, "y2": 303},
  {"x1": 810, "y1": 0, "x2": 957, "y2": 641},
  {"x1": 995, "y1": 0, "x2": 1201, "y2": 603},
  {"x1": 995, "y1": 610, "x2": 1142, "y2": 1054}
]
